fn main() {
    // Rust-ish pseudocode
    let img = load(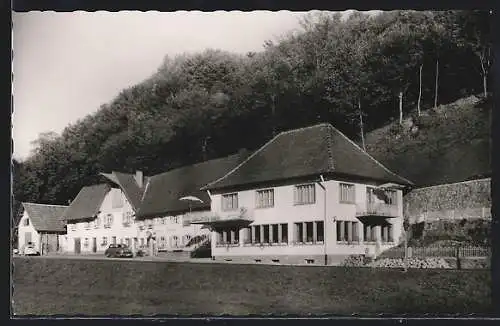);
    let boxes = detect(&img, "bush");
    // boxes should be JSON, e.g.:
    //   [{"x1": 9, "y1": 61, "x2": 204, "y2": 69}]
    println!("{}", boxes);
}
[{"x1": 341, "y1": 255, "x2": 372, "y2": 267}]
